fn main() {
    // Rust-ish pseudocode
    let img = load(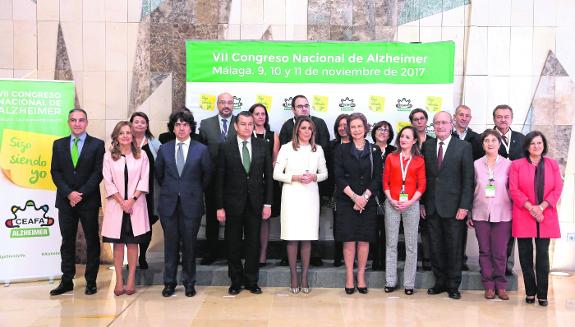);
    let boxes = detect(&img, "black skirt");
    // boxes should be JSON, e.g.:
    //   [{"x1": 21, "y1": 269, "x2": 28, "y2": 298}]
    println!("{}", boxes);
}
[{"x1": 334, "y1": 200, "x2": 377, "y2": 242}]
